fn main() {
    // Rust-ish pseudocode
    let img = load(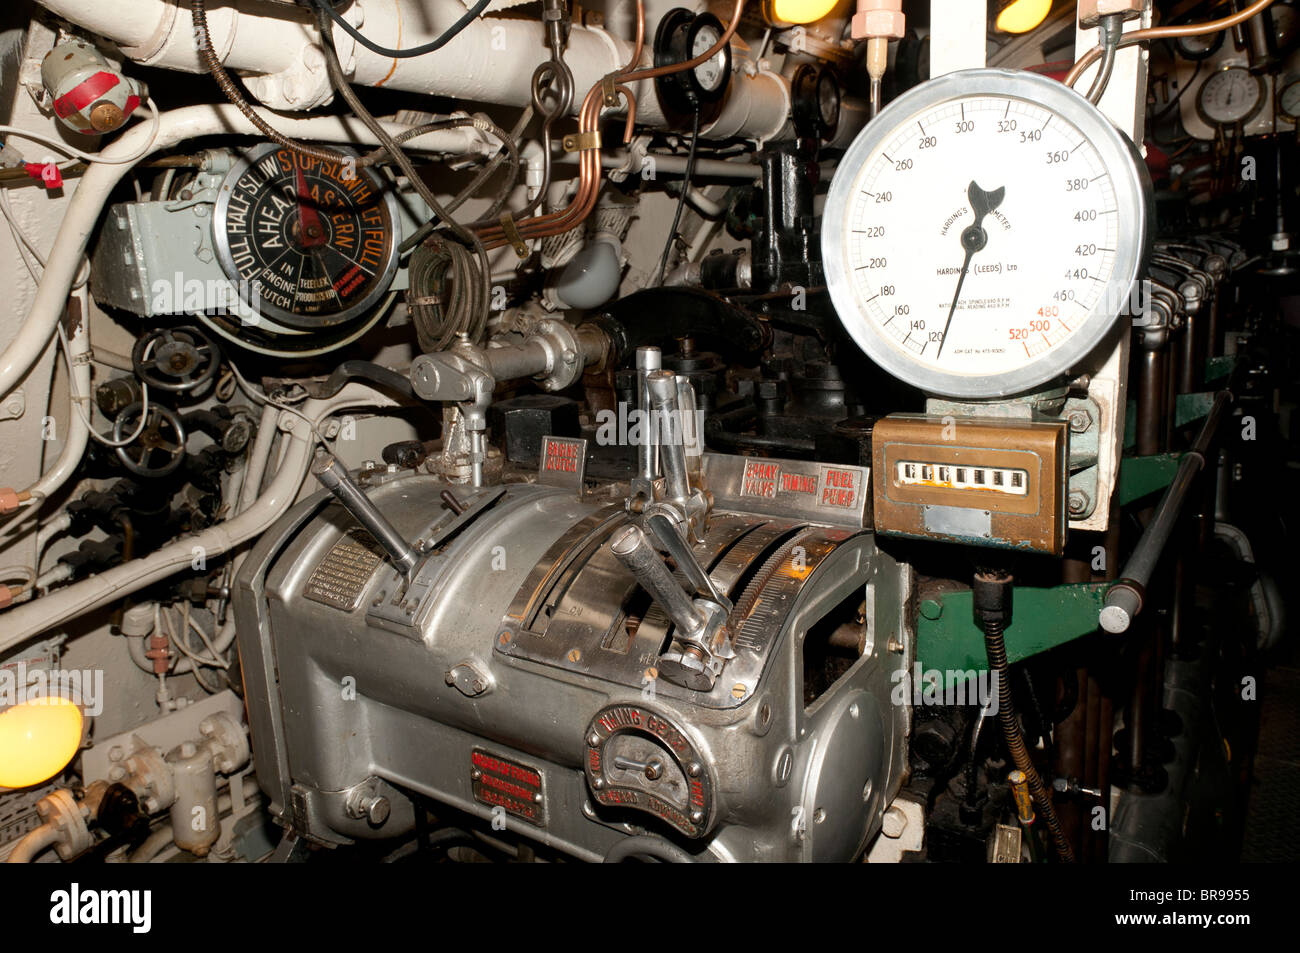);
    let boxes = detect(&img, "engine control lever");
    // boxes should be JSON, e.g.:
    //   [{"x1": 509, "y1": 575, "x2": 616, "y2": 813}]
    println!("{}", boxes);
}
[
  {"x1": 630, "y1": 346, "x2": 661, "y2": 502},
  {"x1": 645, "y1": 512, "x2": 729, "y2": 610},
  {"x1": 646, "y1": 371, "x2": 692, "y2": 513},
  {"x1": 609, "y1": 523, "x2": 731, "y2": 691},
  {"x1": 311, "y1": 453, "x2": 419, "y2": 578}
]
